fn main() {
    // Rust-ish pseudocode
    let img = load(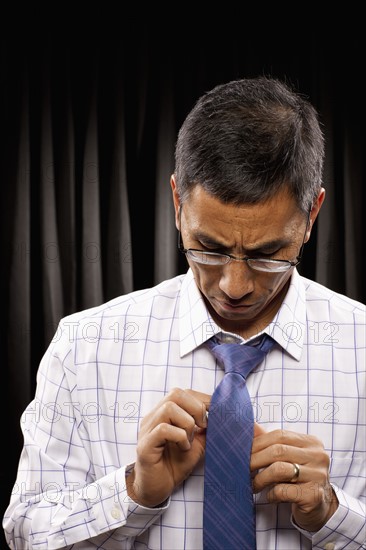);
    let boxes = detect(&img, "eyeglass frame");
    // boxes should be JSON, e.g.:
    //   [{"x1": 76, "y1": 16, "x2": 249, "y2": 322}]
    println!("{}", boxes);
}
[{"x1": 177, "y1": 204, "x2": 311, "y2": 273}]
